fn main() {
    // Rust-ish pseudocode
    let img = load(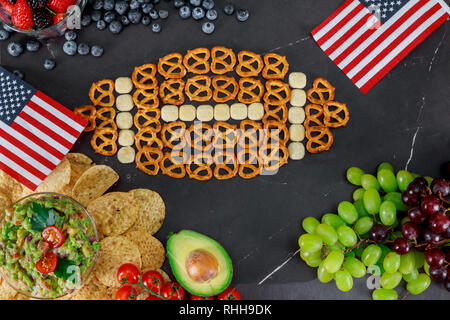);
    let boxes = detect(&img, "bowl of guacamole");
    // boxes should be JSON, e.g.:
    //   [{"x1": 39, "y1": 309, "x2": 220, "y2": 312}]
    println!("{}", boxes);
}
[{"x1": 0, "y1": 192, "x2": 100, "y2": 299}]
